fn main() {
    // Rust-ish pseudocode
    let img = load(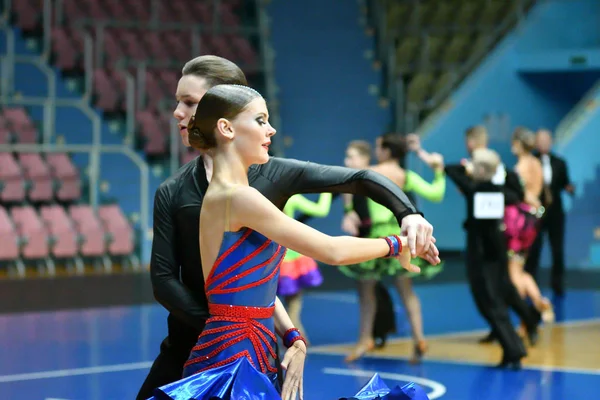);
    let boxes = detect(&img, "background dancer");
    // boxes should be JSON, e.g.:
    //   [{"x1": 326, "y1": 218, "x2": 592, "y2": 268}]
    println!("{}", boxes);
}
[
  {"x1": 341, "y1": 141, "x2": 398, "y2": 349},
  {"x1": 341, "y1": 134, "x2": 445, "y2": 363},
  {"x1": 506, "y1": 127, "x2": 554, "y2": 322},
  {"x1": 458, "y1": 126, "x2": 541, "y2": 346},
  {"x1": 525, "y1": 129, "x2": 574, "y2": 297},
  {"x1": 445, "y1": 148, "x2": 527, "y2": 369},
  {"x1": 138, "y1": 55, "x2": 439, "y2": 400},
  {"x1": 278, "y1": 192, "x2": 332, "y2": 345}
]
